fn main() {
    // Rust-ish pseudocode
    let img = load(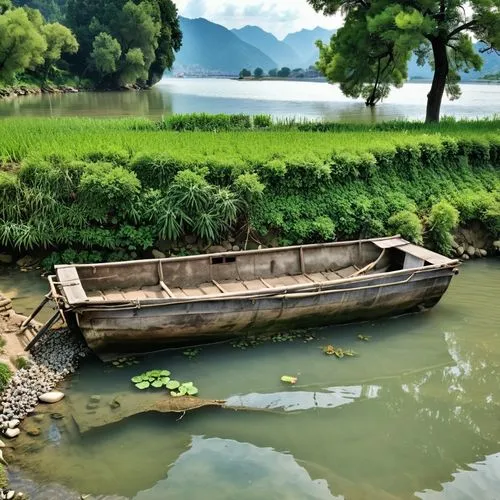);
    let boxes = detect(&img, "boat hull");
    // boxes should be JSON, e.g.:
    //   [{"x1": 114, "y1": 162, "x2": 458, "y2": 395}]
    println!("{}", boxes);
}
[{"x1": 75, "y1": 266, "x2": 455, "y2": 358}]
